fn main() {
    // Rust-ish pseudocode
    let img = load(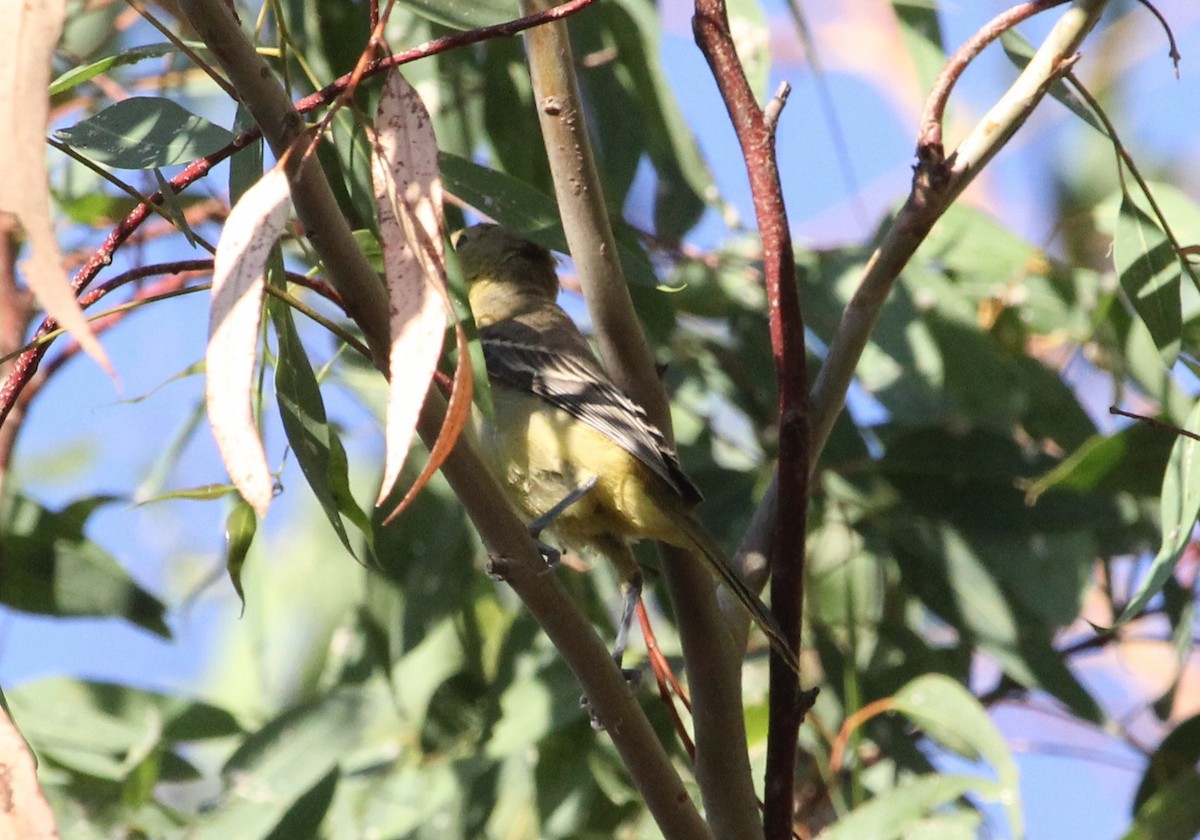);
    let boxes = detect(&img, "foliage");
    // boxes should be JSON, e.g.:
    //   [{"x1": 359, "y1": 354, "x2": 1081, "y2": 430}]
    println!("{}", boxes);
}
[{"x1": 2, "y1": 0, "x2": 1199, "y2": 838}]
